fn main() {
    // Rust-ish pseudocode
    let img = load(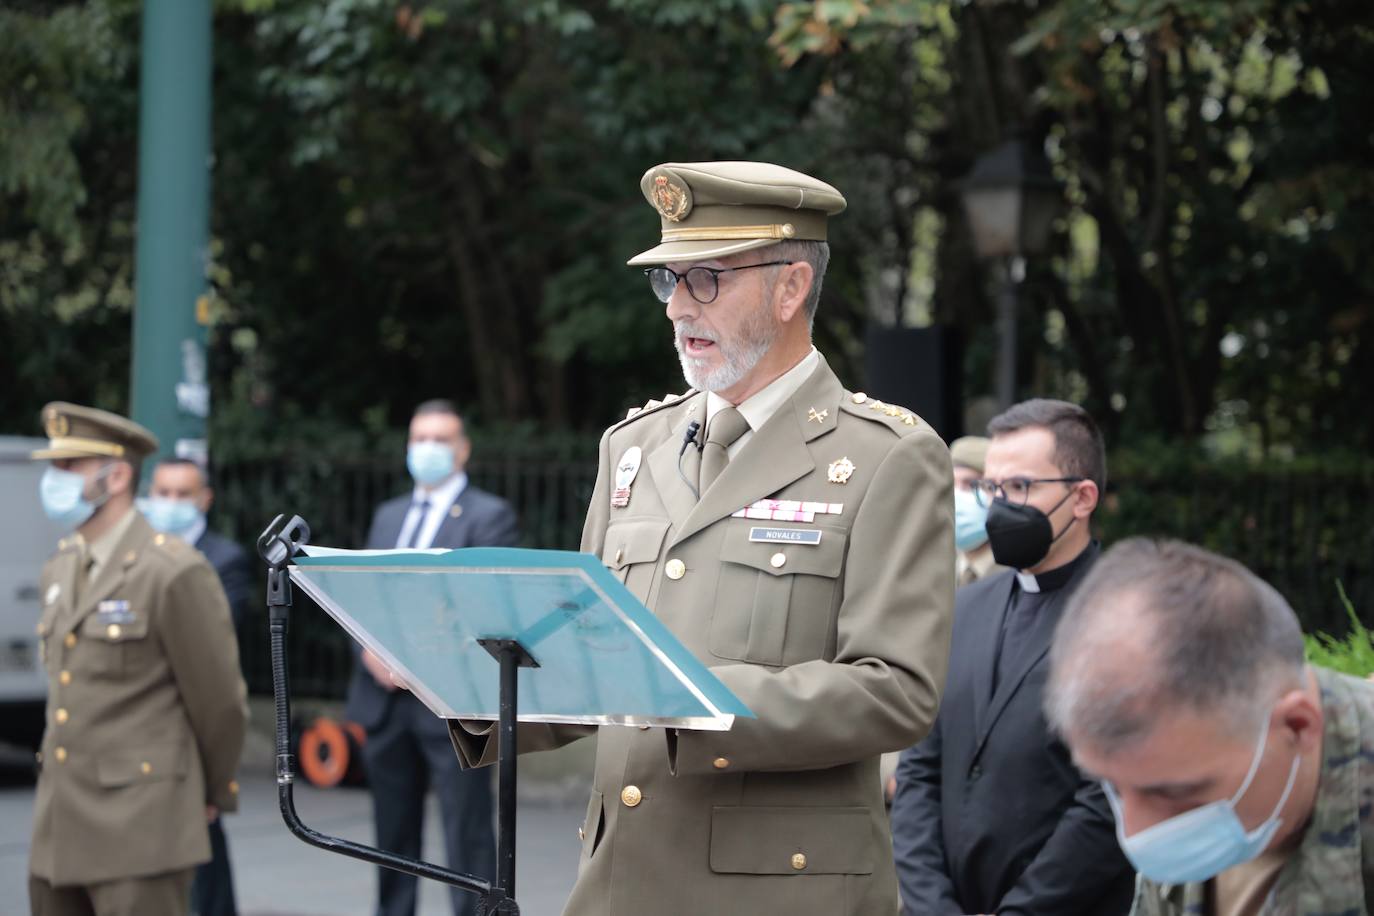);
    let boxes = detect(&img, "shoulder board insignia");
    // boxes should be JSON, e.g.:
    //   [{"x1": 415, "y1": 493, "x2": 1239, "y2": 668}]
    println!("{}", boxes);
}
[
  {"x1": 842, "y1": 393, "x2": 923, "y2": 432},
  {"x1": 612, "y1": 390, "x2": 696, "y2": 431}
]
